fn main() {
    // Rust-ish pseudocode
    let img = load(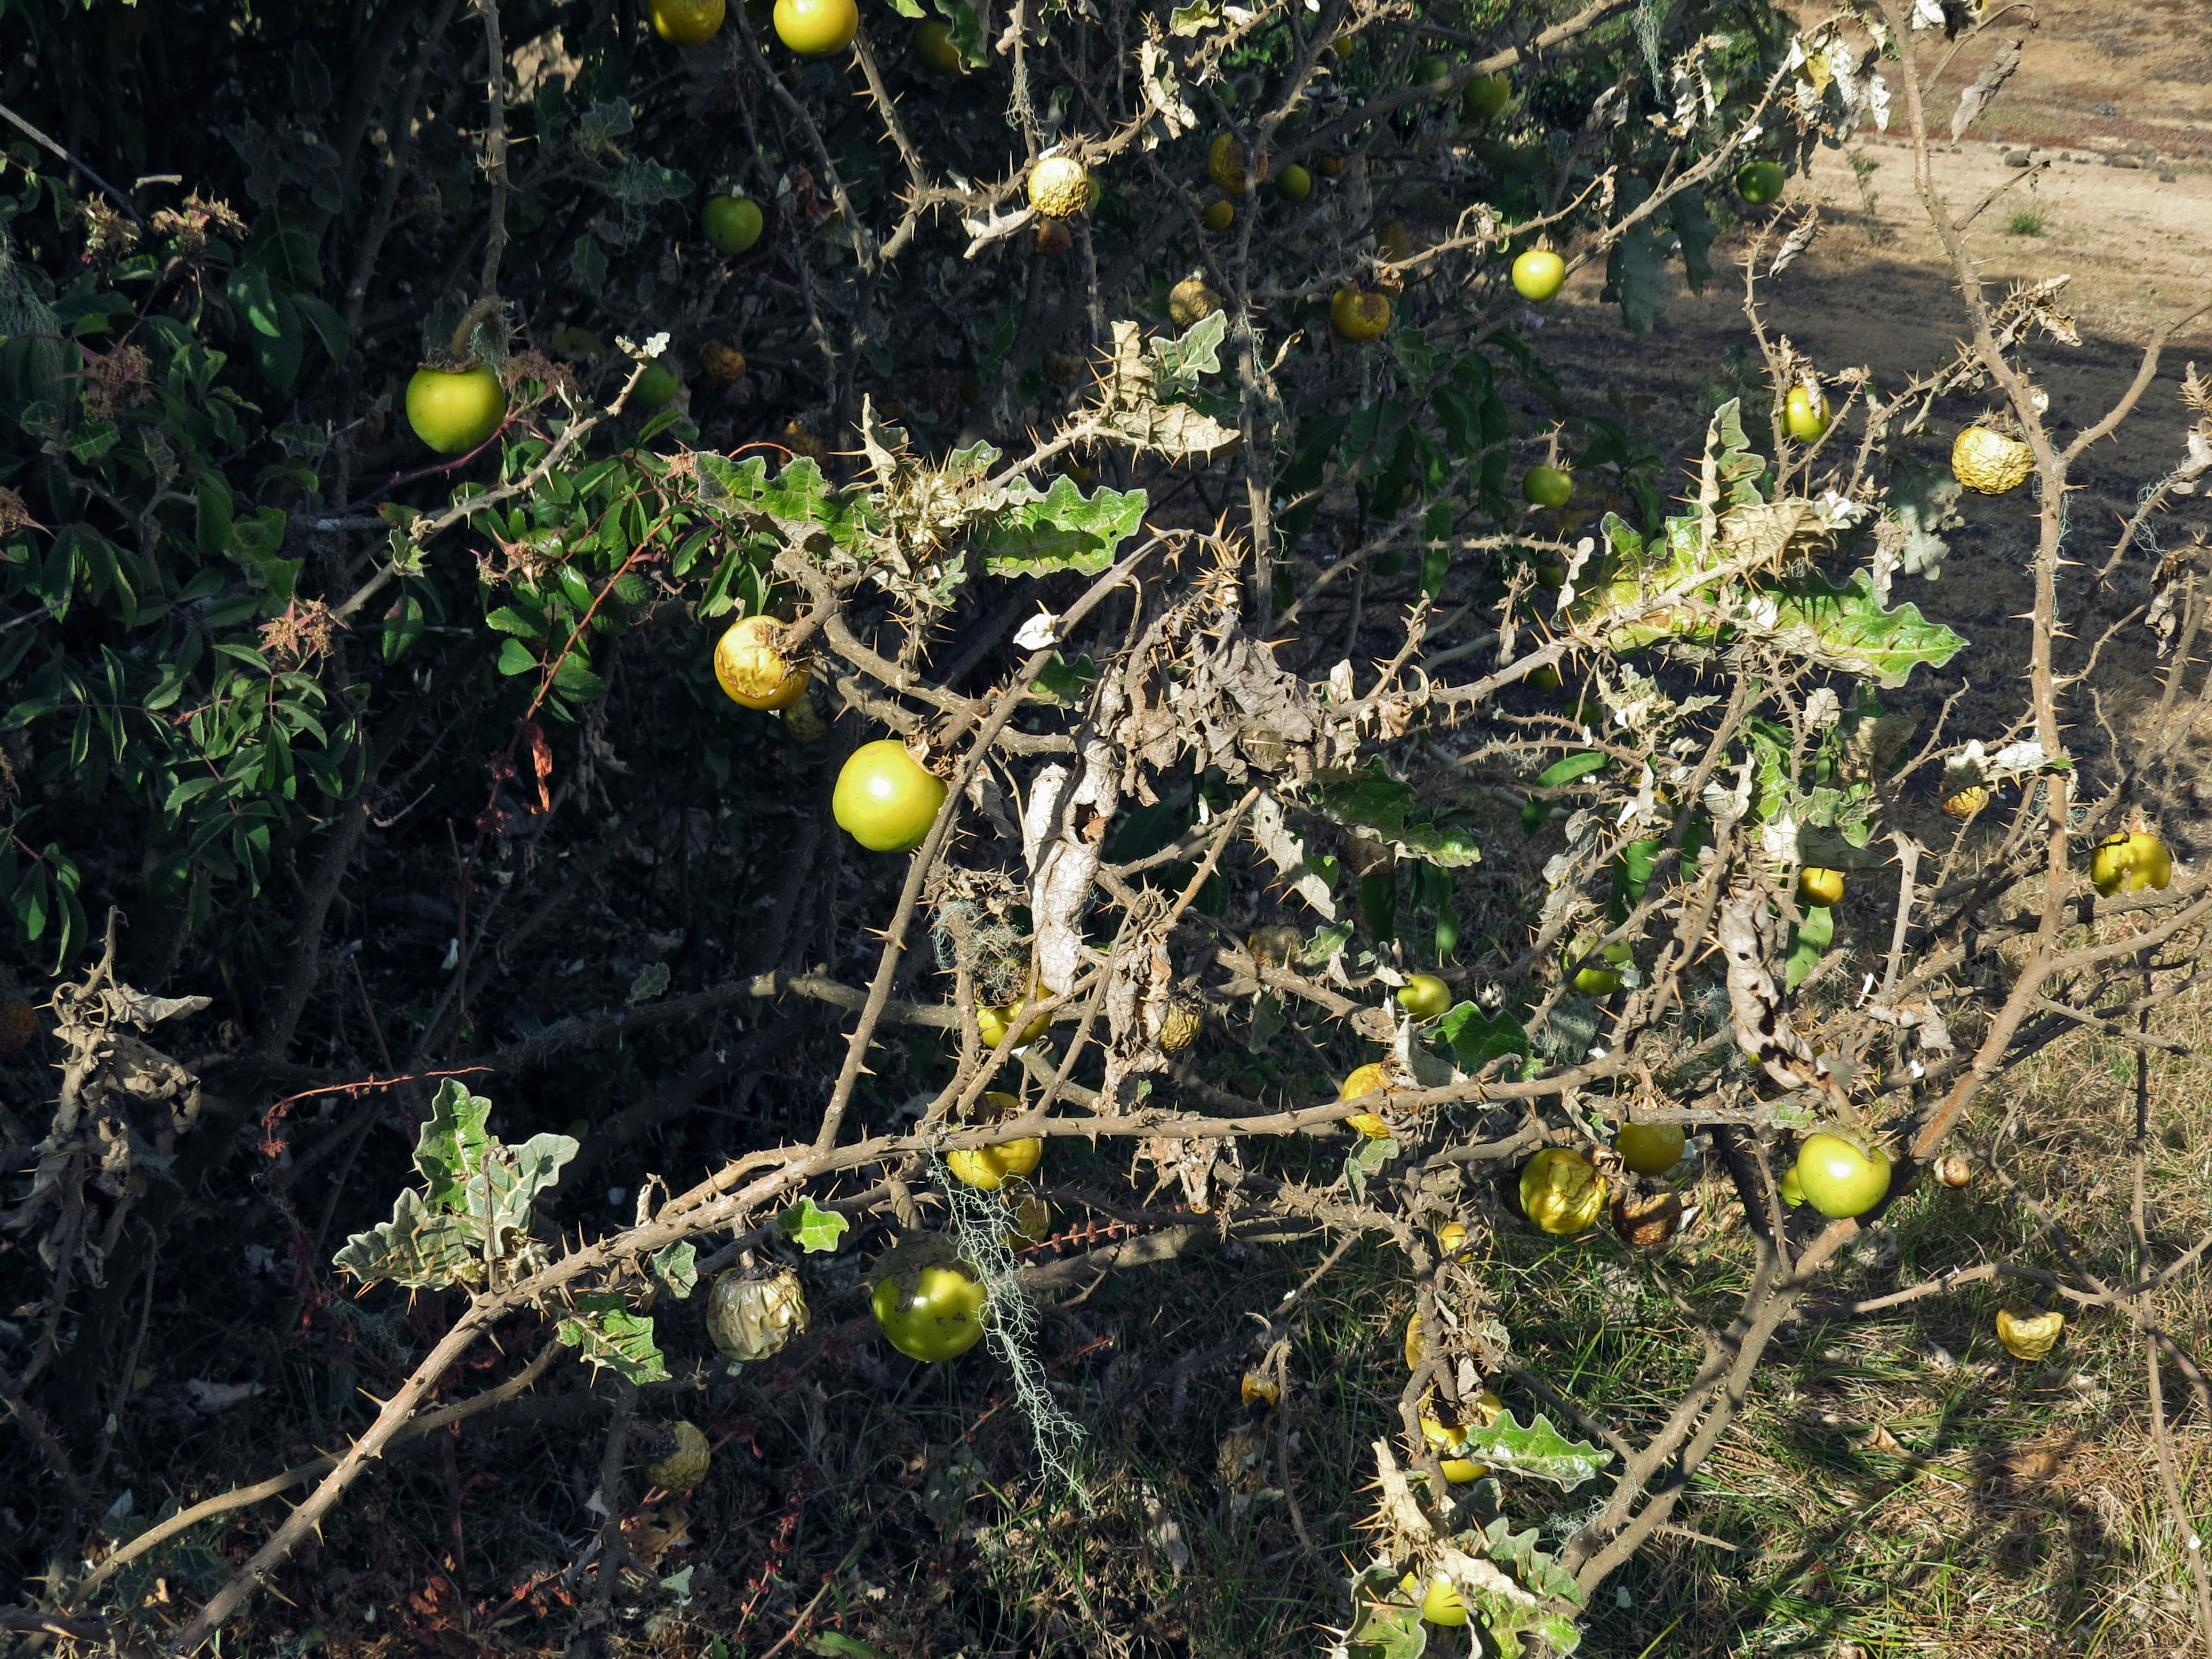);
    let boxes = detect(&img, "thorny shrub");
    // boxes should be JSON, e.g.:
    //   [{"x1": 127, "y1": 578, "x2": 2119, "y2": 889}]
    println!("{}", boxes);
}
[{"x1": 0, "y1": 0, "x2": 2210, "y2": 1653}]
